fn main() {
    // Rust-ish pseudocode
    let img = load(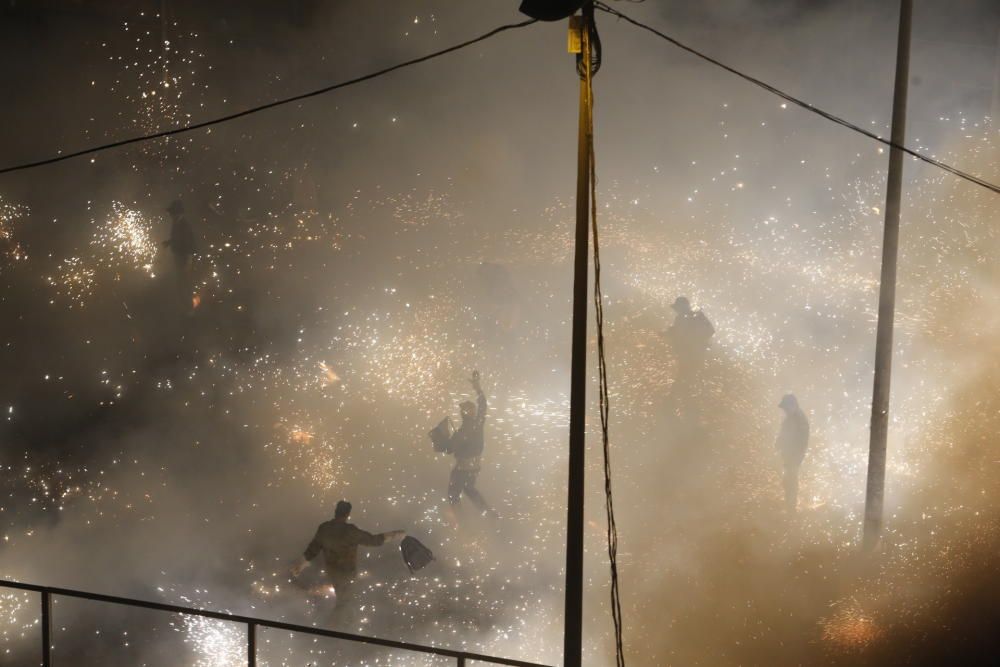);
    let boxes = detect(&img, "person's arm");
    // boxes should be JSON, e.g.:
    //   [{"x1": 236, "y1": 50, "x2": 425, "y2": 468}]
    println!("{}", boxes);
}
[
  {"x1": 290, "y1": 555, "x2": 311, "y2": 577},
  {"x1": 383, "y1": 529, "x2": 406, "y2": 544},
  {"x1": 472, "y1": 371, "x2": 487, "y2": 426},
  {"x1": 355, "y1": 526, "x2": 405, "y2": 547},
  {"x1": 291, "y1": 527, "x2": 323, "y2": 576},
  {"x1": 697, "y1": 311, "x2": 715, "y2": 338},
  {"x1": 775, "y1": 420, "x2": 787, "y2": 451}
]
